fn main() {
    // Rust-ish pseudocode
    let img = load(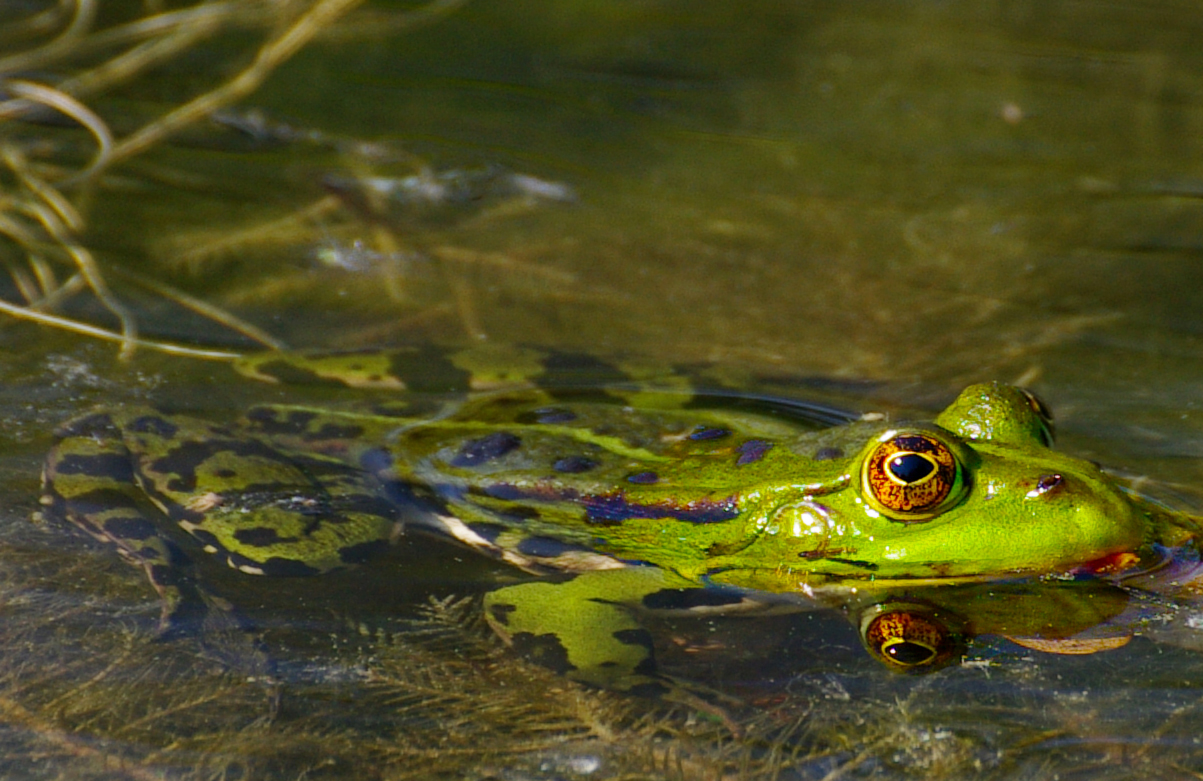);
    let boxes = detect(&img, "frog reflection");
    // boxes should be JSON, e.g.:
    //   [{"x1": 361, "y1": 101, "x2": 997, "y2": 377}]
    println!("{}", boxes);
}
[{"x1": 850, "y1": 578, "x2": 1137, "y2": 674}]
